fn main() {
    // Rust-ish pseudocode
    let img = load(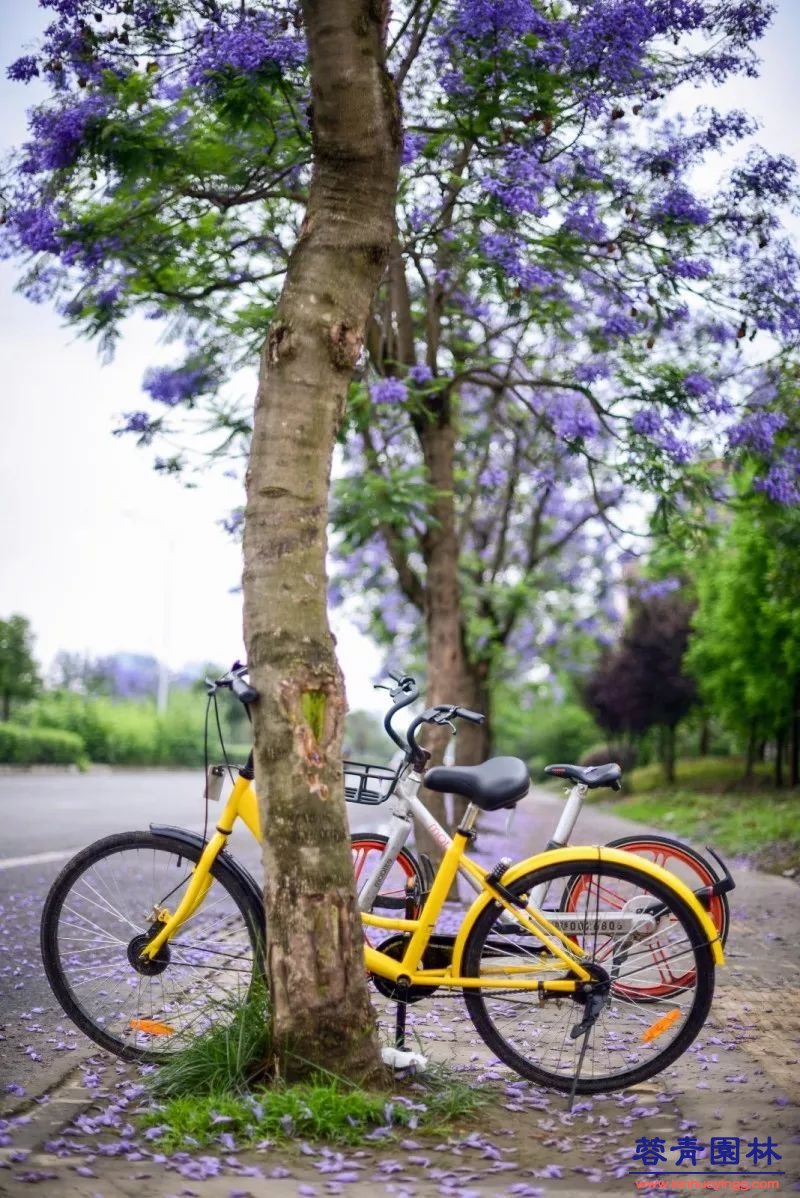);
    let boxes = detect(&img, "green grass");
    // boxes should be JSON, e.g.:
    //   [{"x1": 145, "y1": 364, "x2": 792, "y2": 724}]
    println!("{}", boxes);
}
[
  {"x1": 144, "y1": 978, "x2": 489, "y2": 1149},
  {"x1": 141, "y1": 1071, "x2": 487, "y2": 1150},
  {"x1": 606, "y1": 757, "x2": 798, "y2": 870},
  {"x1": 151, "y1": 979, "x2": 273, "y2": 1101},
  {"x1": 628, "y1": 756, "x2": 772, "y2": 794}
]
